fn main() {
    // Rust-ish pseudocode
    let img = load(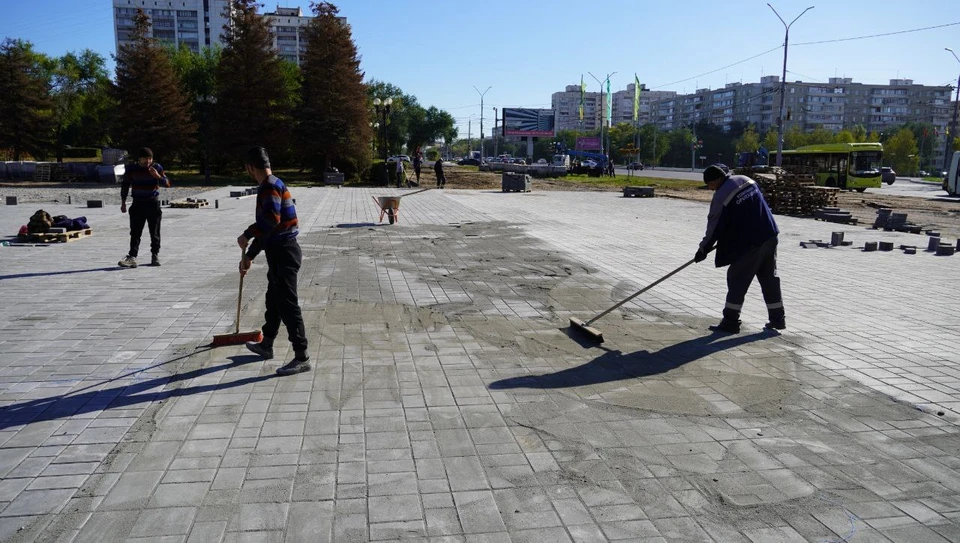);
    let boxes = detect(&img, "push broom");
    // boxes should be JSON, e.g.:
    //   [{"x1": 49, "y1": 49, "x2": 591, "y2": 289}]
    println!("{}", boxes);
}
[
  {"x1": 570, "y1": 249, "x2": 711, "y2": 343},
  {"x1": 212, "y1": 249, "x2": 263, "y2": 346}
]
